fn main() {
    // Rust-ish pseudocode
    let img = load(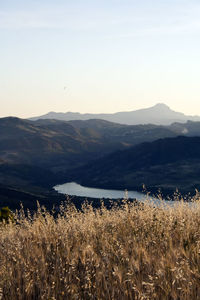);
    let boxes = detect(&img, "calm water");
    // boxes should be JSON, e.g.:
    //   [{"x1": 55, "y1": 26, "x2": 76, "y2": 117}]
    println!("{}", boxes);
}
[
  {"x1": 54, "y1": 182, "x2": 145, "y2": 200},
  {"x1": 54, "y1": 182, "x2": 196, "y2": 208},
  {"x1": 54, "y1": 182, "x2": 175, "y2": 207}
]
